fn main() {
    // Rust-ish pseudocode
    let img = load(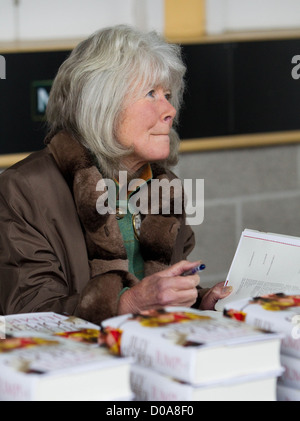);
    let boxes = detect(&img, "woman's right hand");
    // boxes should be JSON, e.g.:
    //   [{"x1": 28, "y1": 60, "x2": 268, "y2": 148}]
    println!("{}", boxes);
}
[{"x1": 117, "y1": 260, "x2": 201, "y2": 315}]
